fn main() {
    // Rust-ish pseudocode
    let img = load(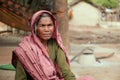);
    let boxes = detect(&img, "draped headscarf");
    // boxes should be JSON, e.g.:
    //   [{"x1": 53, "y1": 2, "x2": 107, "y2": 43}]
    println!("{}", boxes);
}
[{"x1": 12, "y1": 10, "x2": 69, "y2": 80}]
